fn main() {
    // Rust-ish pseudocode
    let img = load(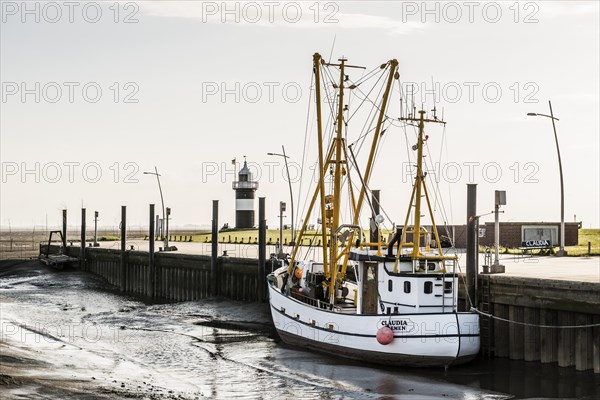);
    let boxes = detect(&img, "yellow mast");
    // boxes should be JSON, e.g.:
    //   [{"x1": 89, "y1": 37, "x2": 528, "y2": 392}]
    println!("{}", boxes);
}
[
  {"x1": 330, "y1": 57, "x2": 345, "y2": 287},
  {"x1": 314, "y1": 53, "x2": 330, "y2": 277},
  {"x1": 397, "y1": 109, "x2": 455, "y2": 270},
  {"x1": 322, "y1": 57, "x2": 368, "y2": 302},
  {"x1": 412, "y1": 111, "x2": 426, "y2": 257}
]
